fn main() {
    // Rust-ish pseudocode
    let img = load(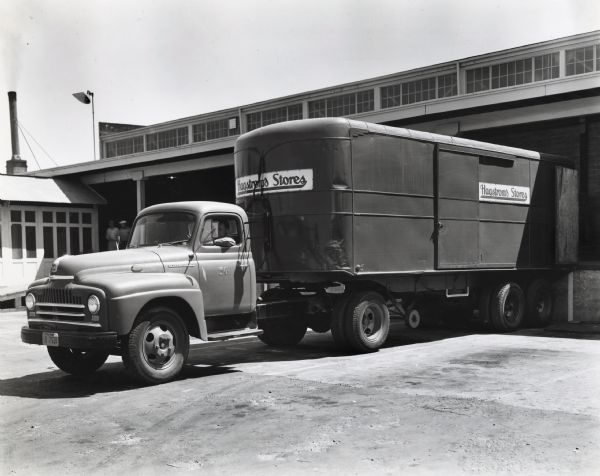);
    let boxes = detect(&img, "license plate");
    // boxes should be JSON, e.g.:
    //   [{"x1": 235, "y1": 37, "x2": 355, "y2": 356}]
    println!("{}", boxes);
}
[{"x1": 42, "y1": 332, "x2": 59, "y2": 347}]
